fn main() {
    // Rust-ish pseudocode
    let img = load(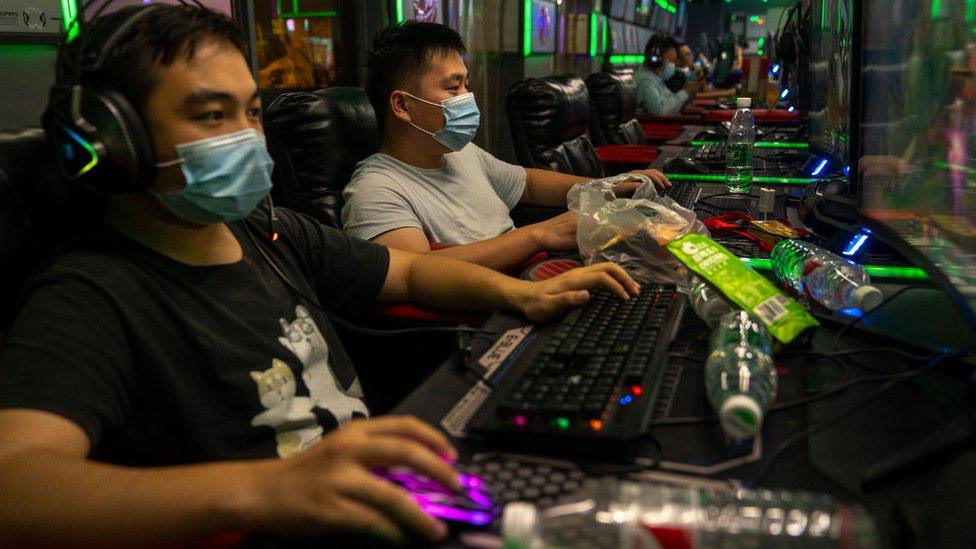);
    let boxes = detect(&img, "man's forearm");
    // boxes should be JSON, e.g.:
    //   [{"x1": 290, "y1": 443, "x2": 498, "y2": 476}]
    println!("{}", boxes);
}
[
  {"x1": 429, "y1": 226, "x2": 542, "y2": 272},
  {"x1": 522, "y1": 168, "x2": 590, "y2": 206},
  {"x1": 401, "y1": 251, "x2": 532, "y2": 313},
  {"x1": 0, "y1": 450, "x2": 263, "y2": 545}
]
